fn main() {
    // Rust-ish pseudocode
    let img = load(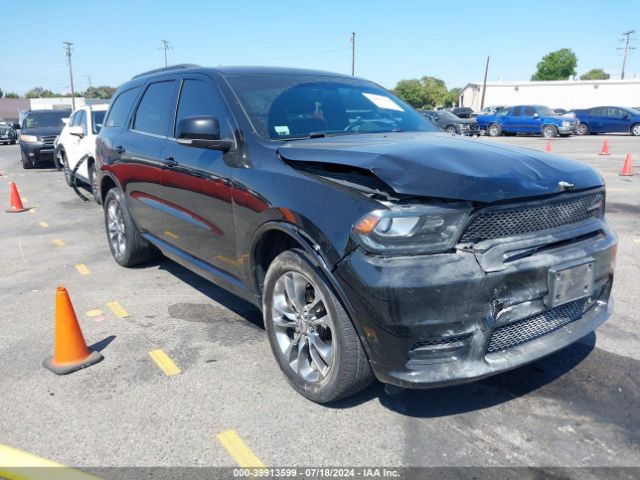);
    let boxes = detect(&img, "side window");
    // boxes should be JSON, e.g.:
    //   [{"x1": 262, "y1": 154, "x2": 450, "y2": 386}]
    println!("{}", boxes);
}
[
  {"x1": 608, "y1": 108, "x2": 624, "y2": 118},
  {"x1": 105, "y1": 88, "x2": 139, "y2": 128},
  {"x1": 76, "y1": 110, "x2": 87, "y2": 135},
  {"x1": 496, "y1": 108, "x2": 509, "y2": 117},
  {"x1": 133, "y1": 81, "x2": 176, "y2": 136},
  {"x1": 174, "y1": 78, "x2": 232, "y2": 138},
  {"x1": 591, "y1": 107, "x2": 606, "y2": 116},
  {"x1": 512, "y1": 107, "x2": 522, "y2": 116},
  {"x1": 69, "y1": 112, "x2": 79, "y2": 127},
  {"x1": 524, "y1": 106, "x2": 536, "y2": 117}
]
